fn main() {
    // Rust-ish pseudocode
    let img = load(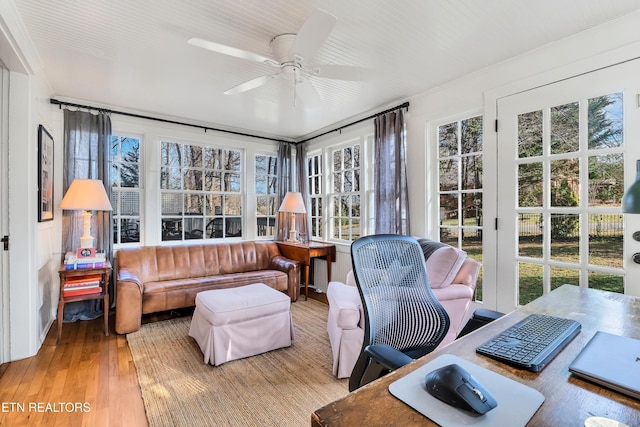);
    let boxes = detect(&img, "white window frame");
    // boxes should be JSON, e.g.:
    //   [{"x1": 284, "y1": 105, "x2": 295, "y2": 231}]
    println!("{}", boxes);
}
[
  {"x1": 328, "y1": 139, "x2": 363, "y2": 243},
  {"x1": 432, "y1": 113, "x2": 484, "y2": 300},
  {"x1": 159, "y1": 139, "x2": 244, "y2": 242},
  {"x1": 255, "y1": 152, "x2": 278, "y2": 239},
  {"x1": 306, "y1": 150, "x2": 324, "y2": 240},
  {"x1": 435, "y1": 114, "x2": 484, "y2": 247},
  {"x1": 111, "y1": 132, "x2": 143, "y2": 248}
]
